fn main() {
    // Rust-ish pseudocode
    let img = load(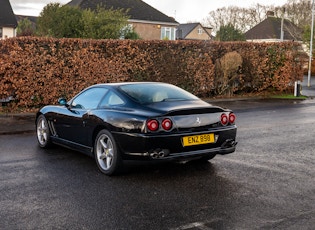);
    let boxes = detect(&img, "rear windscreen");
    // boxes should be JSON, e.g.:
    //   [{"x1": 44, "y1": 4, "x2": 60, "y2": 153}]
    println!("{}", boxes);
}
[{"x1": 119, "y1": 83, "x2": 198, "y2": 104}]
